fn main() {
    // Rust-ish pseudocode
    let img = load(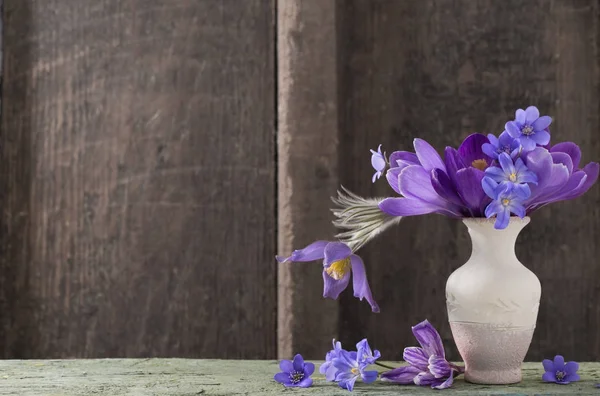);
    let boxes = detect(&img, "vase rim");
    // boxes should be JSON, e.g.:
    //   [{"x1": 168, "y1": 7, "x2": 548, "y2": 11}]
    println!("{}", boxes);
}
[{"x1": 462, "y1": 216, "x2": 530, "y2": 225}]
